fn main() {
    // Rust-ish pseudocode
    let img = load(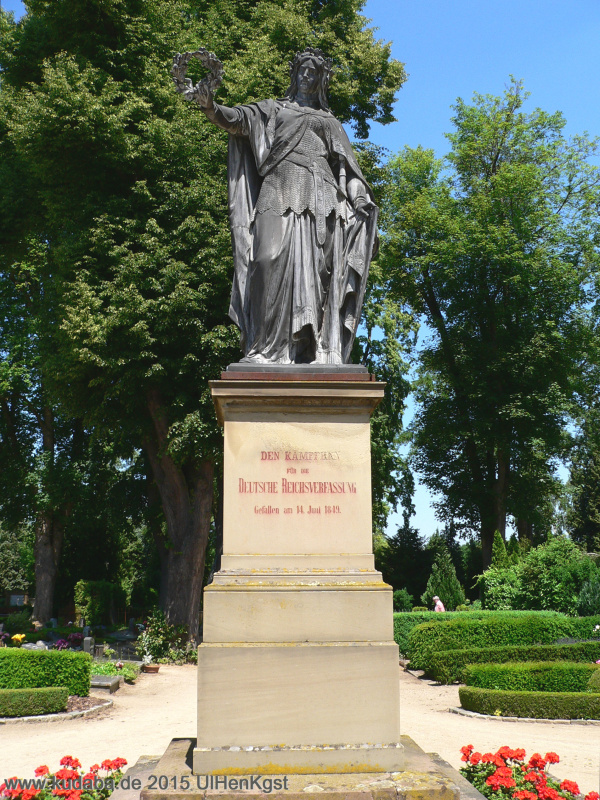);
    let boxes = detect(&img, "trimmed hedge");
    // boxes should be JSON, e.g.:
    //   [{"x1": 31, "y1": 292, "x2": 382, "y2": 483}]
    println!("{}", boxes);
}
[
  {"x1": 393, "y1": 610, "x2": 556, "y2": 657},
  {"x1": 429, "y1": 641, "x2": 600, "y2": 684},
  {"x1": 0, "y1": 687, "x2": 69, "y2": 717},
  {"x1": 407, "y1": 613, "x2": 600, "y2": 671},
  {"x1": 464, "y1": 661, "x2": 600, "y2": 693},
  {"x1": 459, "y1": 686, "x2": 600, "y2": 719},
  {"x1": 0, "y1": 649, "x2": 91, "y2": 696}
]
